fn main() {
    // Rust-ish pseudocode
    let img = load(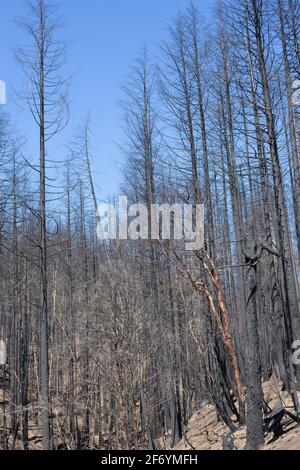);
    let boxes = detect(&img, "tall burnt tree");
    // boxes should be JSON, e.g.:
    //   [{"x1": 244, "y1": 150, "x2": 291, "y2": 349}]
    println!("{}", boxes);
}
[{"x1": 16, "y1": 0, "x2": 68, "y2": 449}]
